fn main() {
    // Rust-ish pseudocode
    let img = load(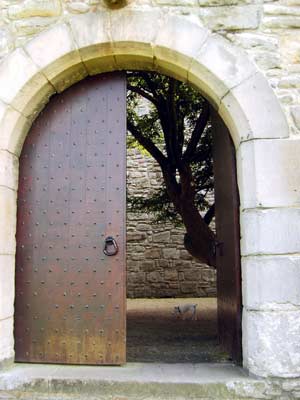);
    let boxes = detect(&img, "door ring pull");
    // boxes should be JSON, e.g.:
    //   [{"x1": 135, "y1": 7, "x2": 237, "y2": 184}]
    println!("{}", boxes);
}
[{"x1": 103, "y1": 236, "x2": 119, "y2": 256}]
